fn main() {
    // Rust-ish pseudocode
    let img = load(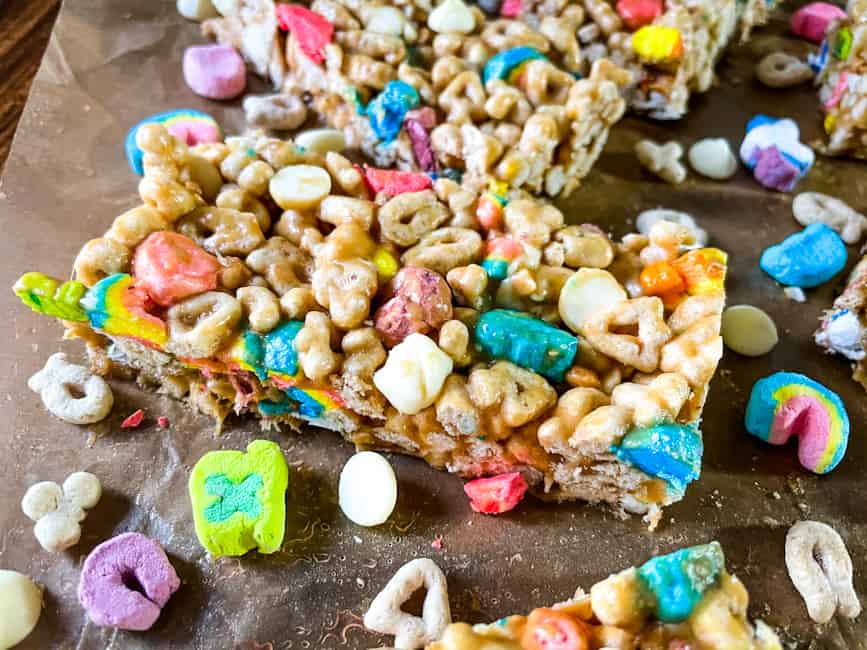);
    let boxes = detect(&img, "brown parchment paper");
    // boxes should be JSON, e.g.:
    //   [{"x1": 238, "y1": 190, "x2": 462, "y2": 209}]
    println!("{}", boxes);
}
[{"x1": 1, "y1": 1, "x2": 866, "y2": 648}]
